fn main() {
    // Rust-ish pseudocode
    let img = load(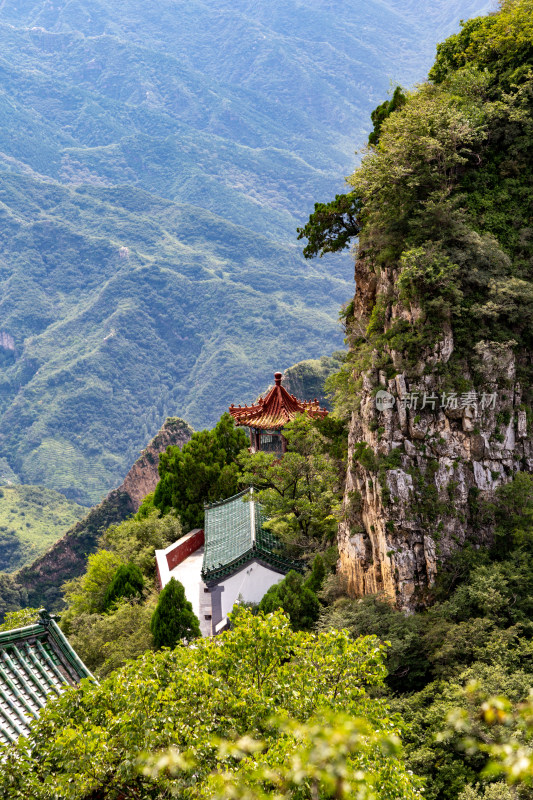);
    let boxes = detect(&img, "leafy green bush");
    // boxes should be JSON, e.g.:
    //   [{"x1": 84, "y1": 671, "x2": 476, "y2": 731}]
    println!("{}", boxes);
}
[
  {"x1": 259, "y1": 571, "x2": 319, "y2": 631},
  {"x1": 239, "y1": 414, "x2": 341, "y2": 557},
  {"x1": 103, "y1": 562, "x2": 145, "y2": 611},
  {"x1": 0, "y1": 606, "x2": 40, "y2": 631},
  {"x1": 0, "y1": 609, "x2": 421, "y2": 800},
  {"x1": 60, "y1": 511, "x2": 183, "y2": 674},
  {"x1": 259, "y1": 555, "x2": 327, "y2": 631}
]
